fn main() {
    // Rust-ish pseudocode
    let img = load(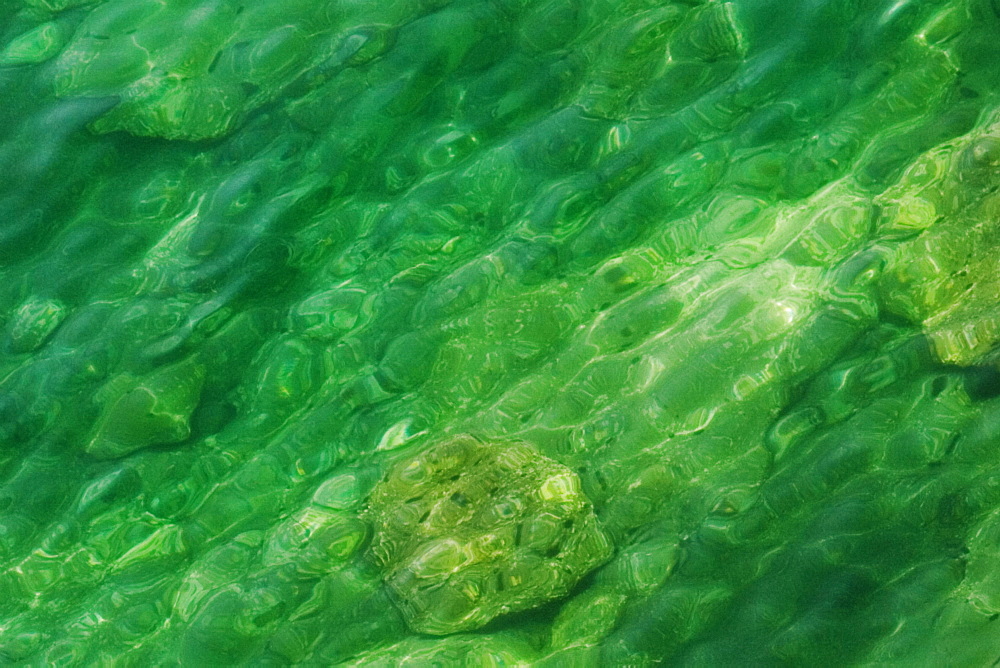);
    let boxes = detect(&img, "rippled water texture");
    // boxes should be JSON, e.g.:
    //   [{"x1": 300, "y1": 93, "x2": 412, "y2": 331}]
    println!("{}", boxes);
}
[{"x1": 3, "y1": 0, "x2": 1000, "y2": 664}]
